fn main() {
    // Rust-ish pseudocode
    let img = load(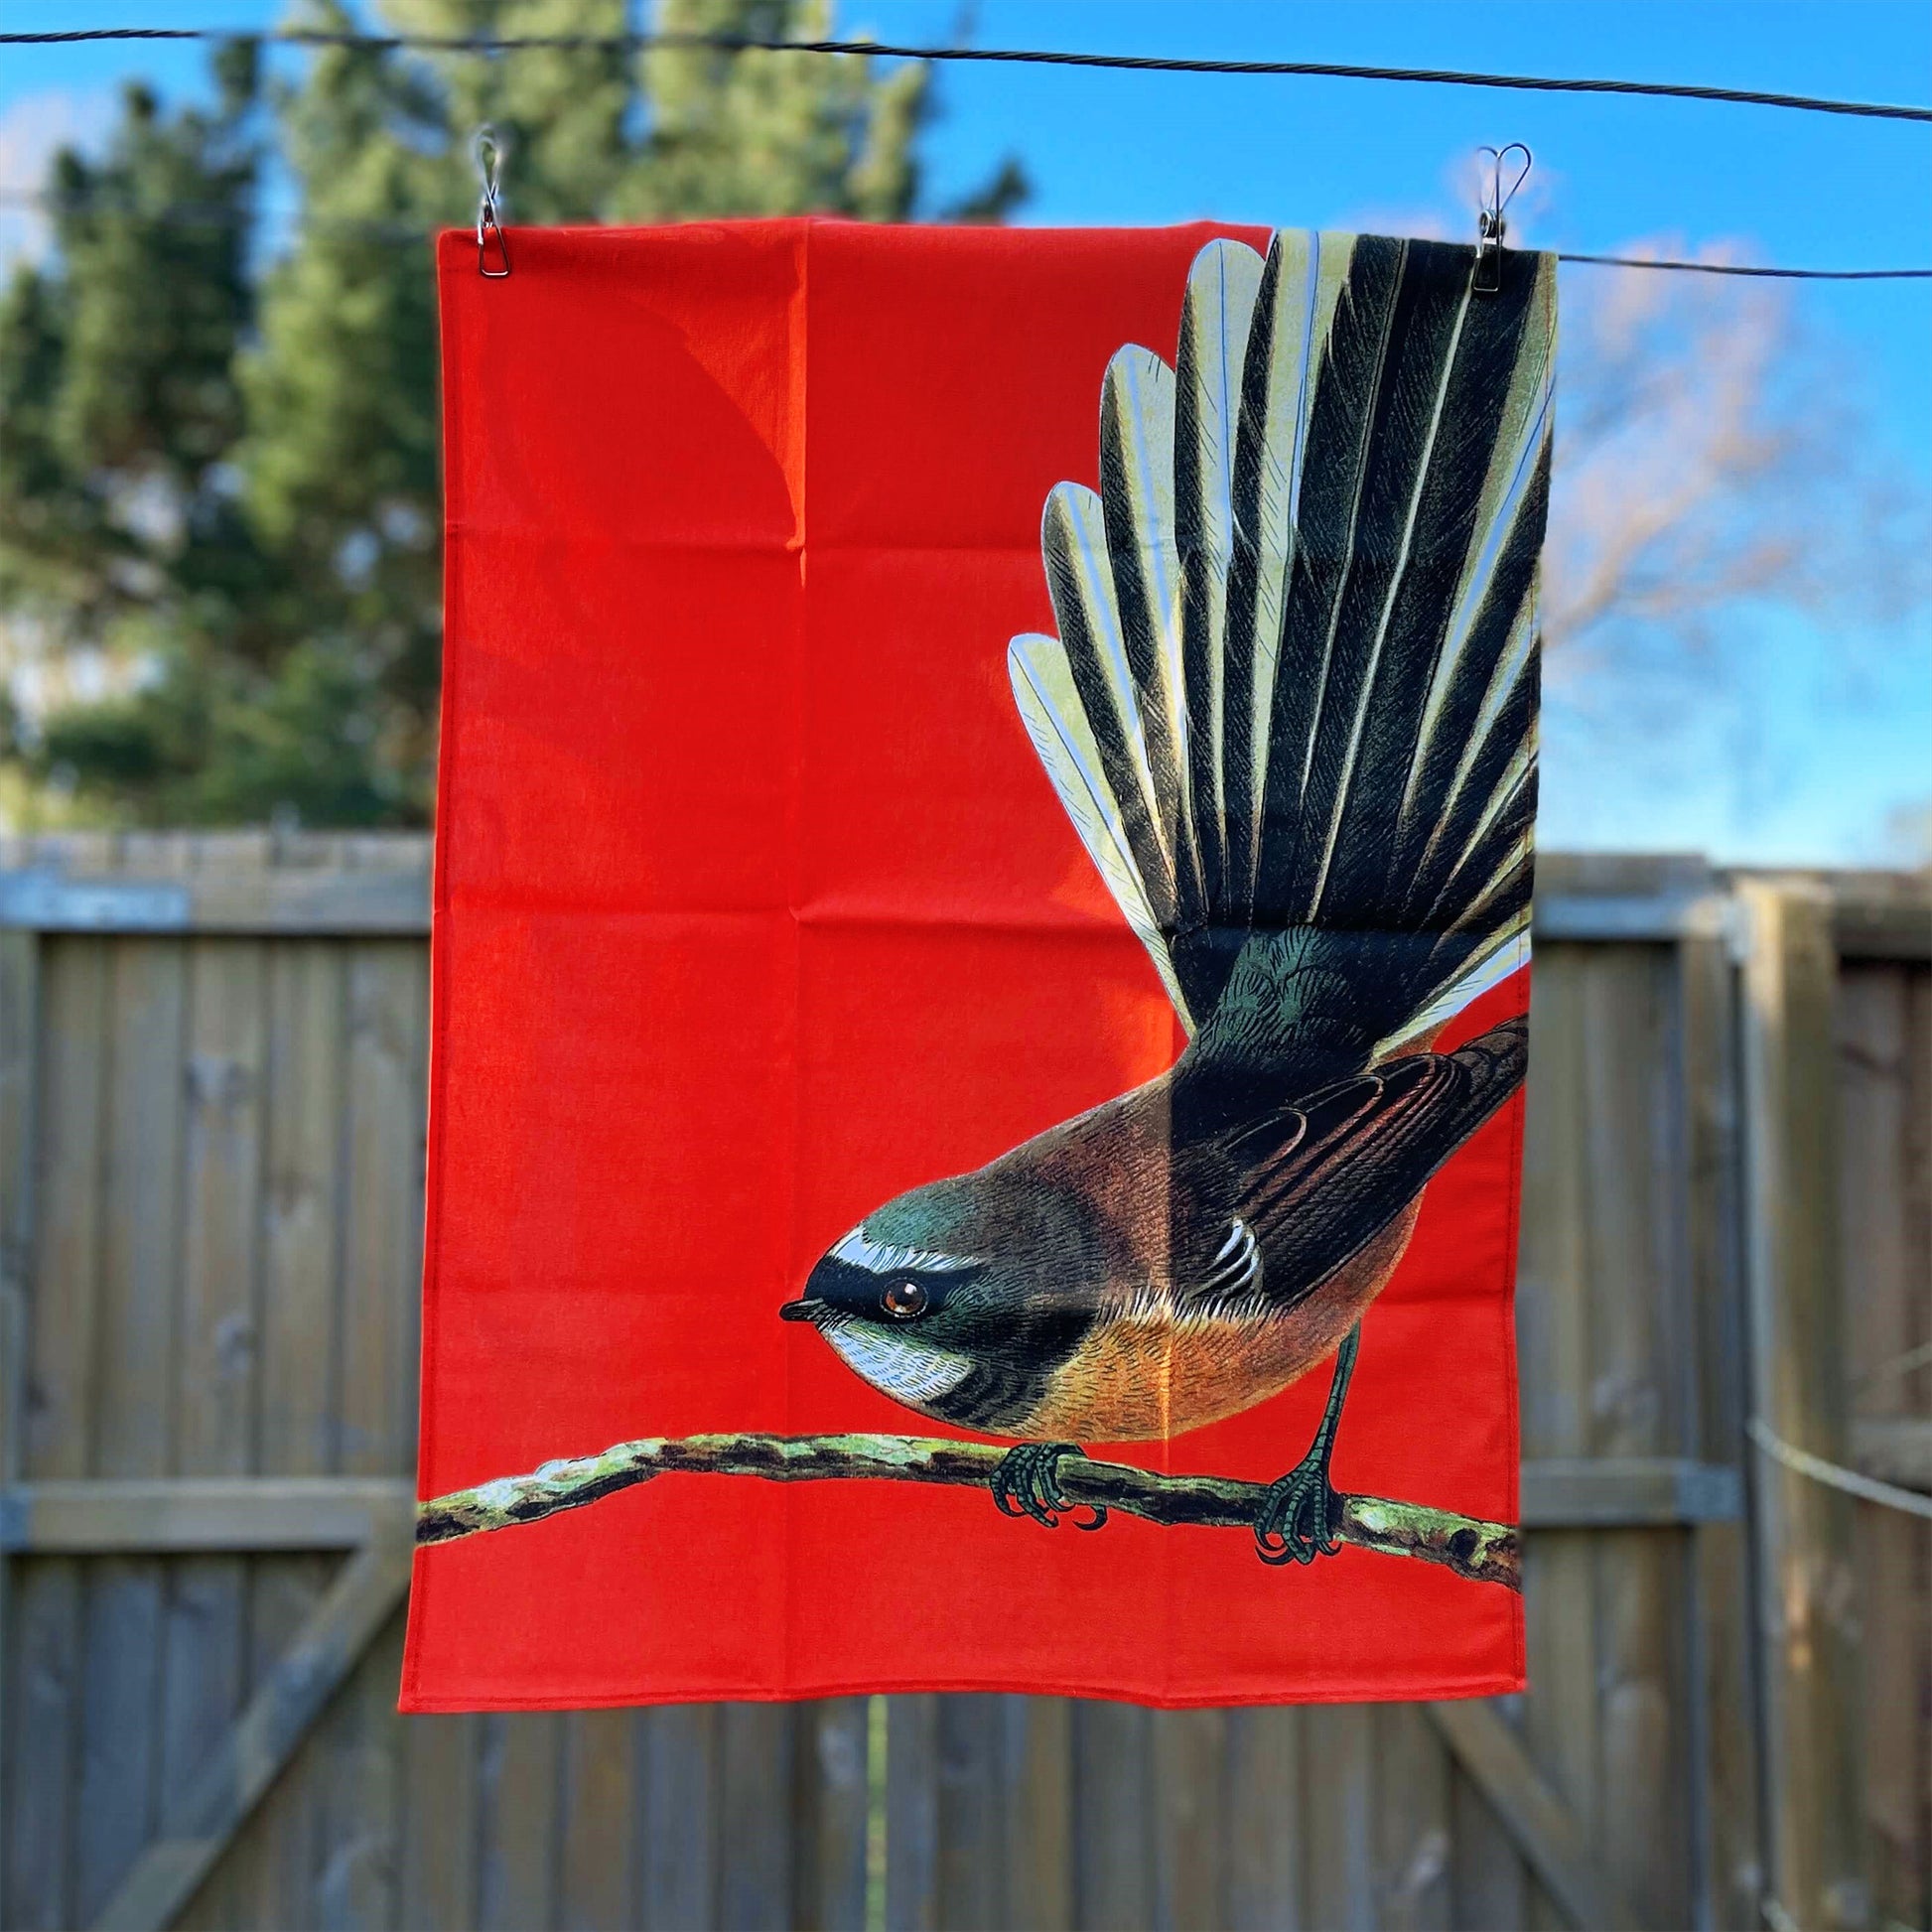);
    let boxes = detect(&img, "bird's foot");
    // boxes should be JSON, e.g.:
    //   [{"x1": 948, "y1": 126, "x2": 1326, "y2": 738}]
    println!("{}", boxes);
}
[
  {"x1": 991, "y1": 1443, "x2": 1107, "y2": 1531},
  {"x1": 1254, "y1": 1449, "x2": 1344, "y2": 1566}
]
